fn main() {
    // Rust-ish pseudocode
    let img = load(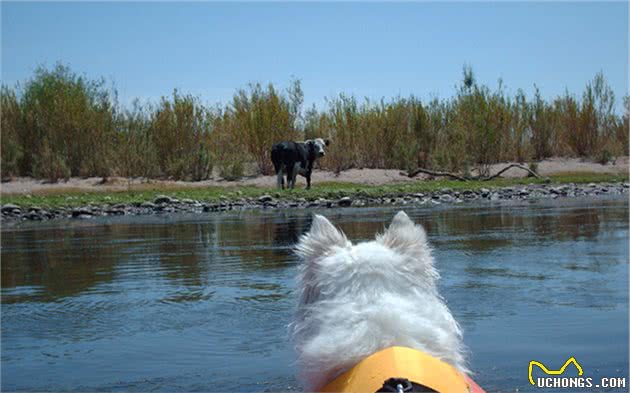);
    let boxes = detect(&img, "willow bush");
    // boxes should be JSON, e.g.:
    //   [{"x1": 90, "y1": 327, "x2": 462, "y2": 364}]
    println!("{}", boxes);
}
[
  {"x1": 229, "y1": 81, "x2": 303, "y2": 175},
  {"x1": 208, "y1": 107, "x2": 247, "y2": 180},
  {"x1": 510, "y1": 89, "x2": 531, "y2": 163},
  {"x1": 530, "y1": 86, "x2": 558, "y2": 159},
  {"x1": 323, "y1": 94, "x2": 361, "y2": 173},
  {"x1": 115, "y1": 100, "x2": 160, "y2": 178},
  {"x1": 619, "y1": 97, "x2": 630, "y2": 156},
  {"x1": 1, "y1": 86, "x2": 23, "y2": 177},
  {"x1": 444, "y1": 69, "x2": 518, "y2": 176},
  {"x1": 19, "y1": 64, "x2": 116, "y2": 179},
  {"x1": 149, "y1": 91, "x2": 213, "y2": 180}
]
